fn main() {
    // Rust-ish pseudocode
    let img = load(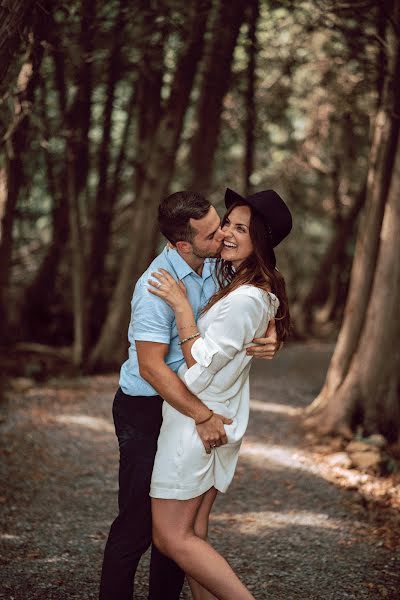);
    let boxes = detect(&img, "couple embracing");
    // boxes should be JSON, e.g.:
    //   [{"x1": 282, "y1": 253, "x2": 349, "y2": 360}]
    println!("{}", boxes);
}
[{"x1": 99, "y1": 187, "x2": 292, "y2": 600}]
